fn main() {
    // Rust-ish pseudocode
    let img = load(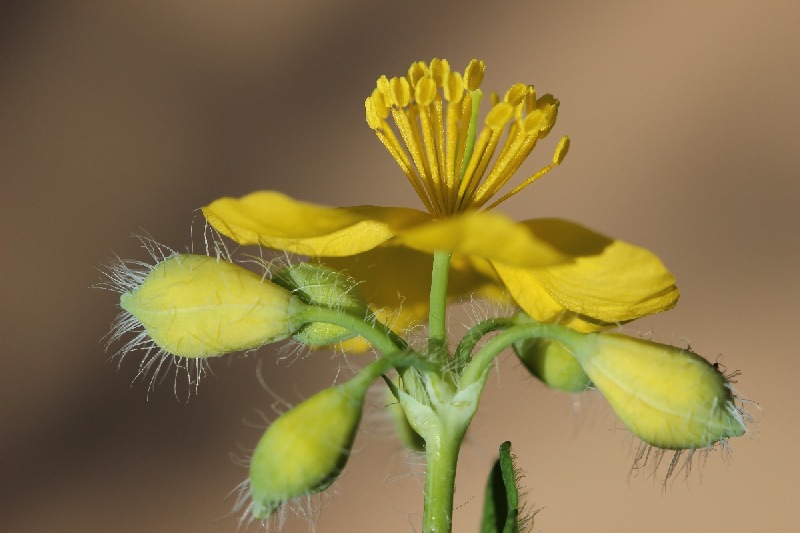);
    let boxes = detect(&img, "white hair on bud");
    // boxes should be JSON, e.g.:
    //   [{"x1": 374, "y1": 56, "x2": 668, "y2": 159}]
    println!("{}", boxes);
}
[
  {"x1": 625, "y1": 366, "x2": 759, "y2": 488},
  {"x1": 96, "y1": 235, "x2": 209, "y2": 399}
]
